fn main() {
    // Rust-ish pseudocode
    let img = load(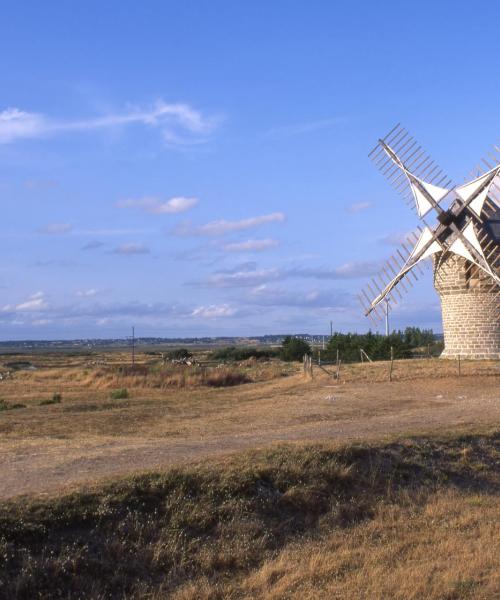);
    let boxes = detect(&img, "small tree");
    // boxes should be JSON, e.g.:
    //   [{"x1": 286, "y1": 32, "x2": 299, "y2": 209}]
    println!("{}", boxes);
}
[
  {"x1": 167, "y1": 348, "x2": 193, "y2": 360},
  {"x1": 280, "y1": 336, "x2": 311, "y2": 362}
]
